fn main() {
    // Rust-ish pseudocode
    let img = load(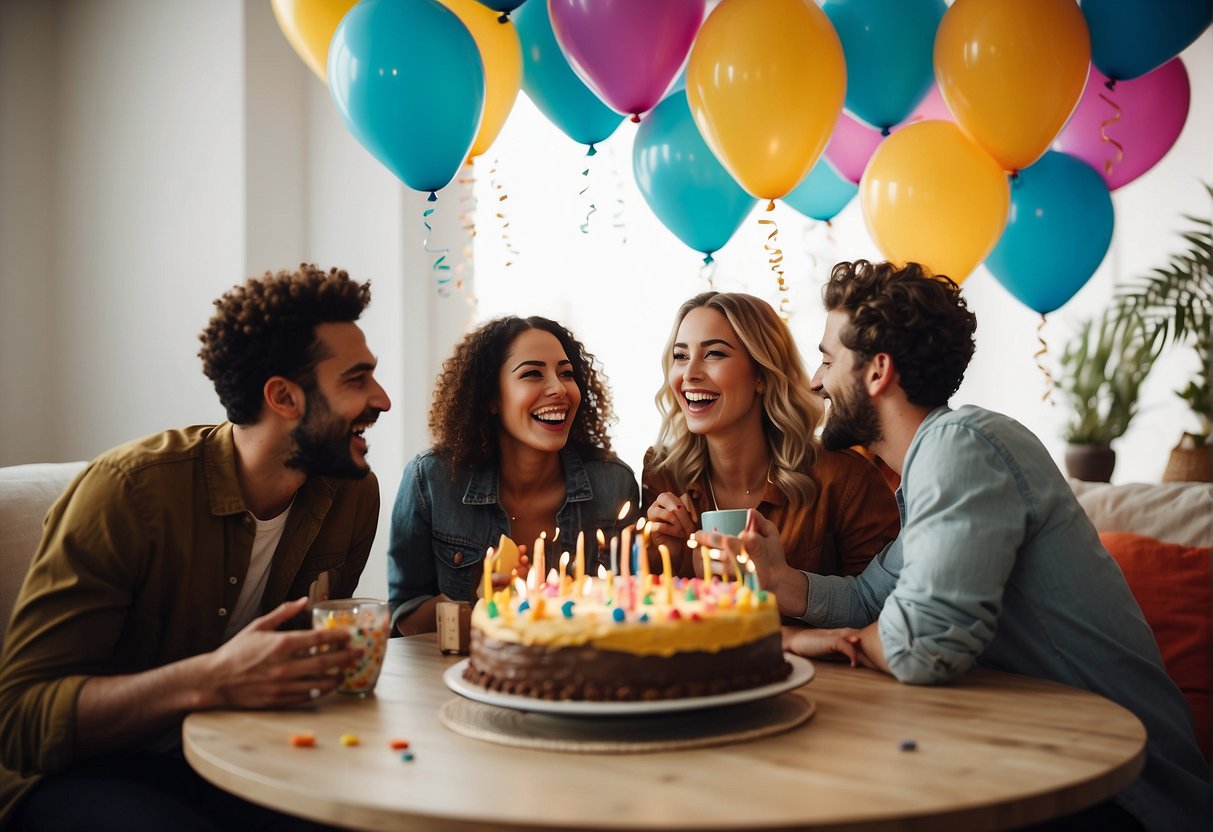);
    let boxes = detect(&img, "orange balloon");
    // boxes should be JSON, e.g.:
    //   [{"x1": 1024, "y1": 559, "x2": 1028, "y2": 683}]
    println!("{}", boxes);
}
[
  {"x1": 271, "y1": 0, "x2": 358, "y2": 83},
  {"x1": 686, "y1": 0, "x2": 845, "y2": 200},
  {"x1": 437, "y1": 0, "x2": 522, "y2": 160},
  {"x1": 860, "y1": 120, "x2": 1009, "y2": 283},
  {"x1": 935, "y1": 0, "x2": 1090, "y2": 172}
]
